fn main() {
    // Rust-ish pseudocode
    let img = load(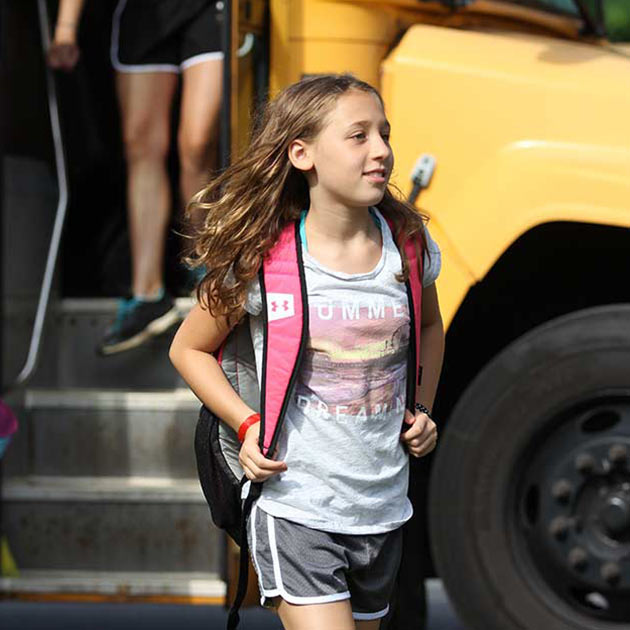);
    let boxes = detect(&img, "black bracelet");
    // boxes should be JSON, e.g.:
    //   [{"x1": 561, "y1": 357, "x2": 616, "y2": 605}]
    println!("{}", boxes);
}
[{"x1": 415, "y1": 402, "x2": 433, "y2": 419}]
